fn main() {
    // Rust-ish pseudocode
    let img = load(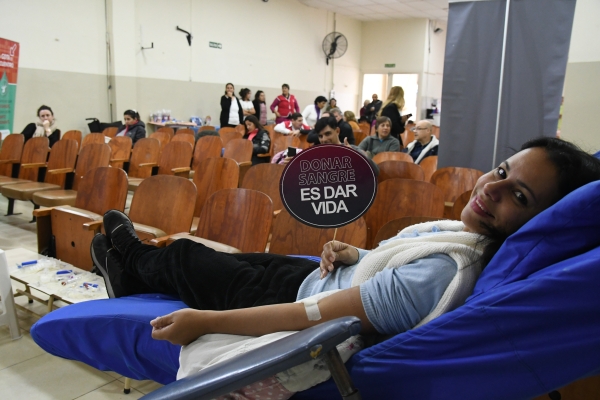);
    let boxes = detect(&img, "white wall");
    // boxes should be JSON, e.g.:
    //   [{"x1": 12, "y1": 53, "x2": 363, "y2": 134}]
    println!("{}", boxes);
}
[
  {"x1": 561, "y1": 0, "x2": 600, "y2": 152},
  {"x1": 0, "y1": 0, "x2": 110, "y2": 132}
]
